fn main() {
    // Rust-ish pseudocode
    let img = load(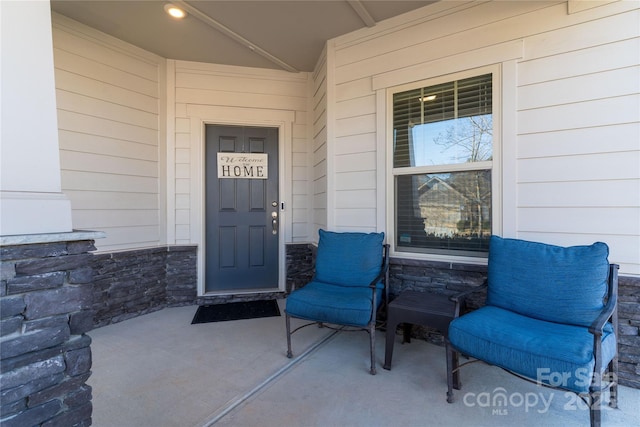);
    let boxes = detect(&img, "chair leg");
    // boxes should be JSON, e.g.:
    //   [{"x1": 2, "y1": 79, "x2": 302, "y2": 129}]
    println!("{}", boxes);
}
[
  {"x1": 590, "y1": 395, "x2": 602, "y2": 427},
  {"x1": 446, "y1": 341, "x2": 453, "y2": 403},
  {"x1": 452, "y1": 348, "x2": 461, "y2": 390},
  {"x1": 286, "y1": 313, "x2": 293, "y2": 358},
  {"x1": 608, "y1": 356, "x2": 618, "y2": 409},
  {"x1": 589, "y1": 371, "x2": 603, "y2": 427},
  {"x1": 369, "y1": 323, "x2": 377, "y2": 375},
  {"x1": 445, "y1": 340, "x2": 461, "y2": 403}
]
